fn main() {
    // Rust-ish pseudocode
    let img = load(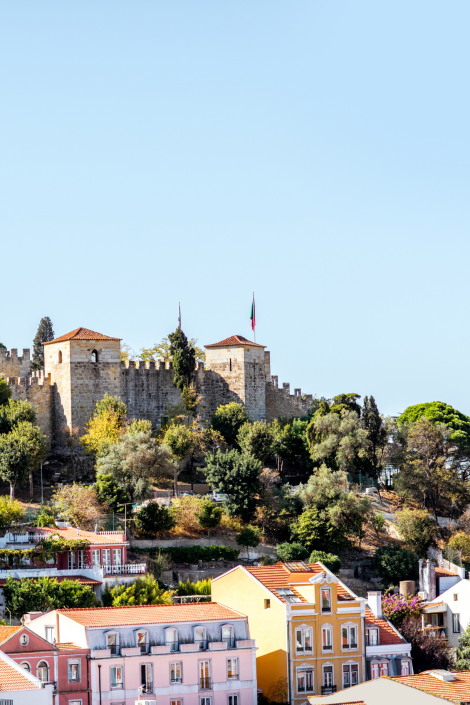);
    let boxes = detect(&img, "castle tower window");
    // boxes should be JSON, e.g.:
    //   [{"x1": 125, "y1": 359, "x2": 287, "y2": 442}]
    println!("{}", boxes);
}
[
  {"x1": 91, "y1": 350, "x2": 98, "y2": 363},
  {"x1": 229, "y1": 358, "x2": 232, "y2": 371},
  {"x1": 58, "y1": 351, "x2": 62, "y2": 363}
]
